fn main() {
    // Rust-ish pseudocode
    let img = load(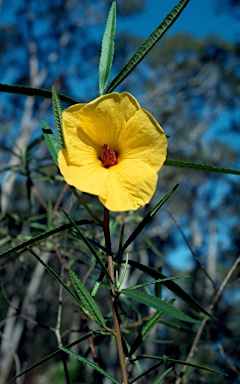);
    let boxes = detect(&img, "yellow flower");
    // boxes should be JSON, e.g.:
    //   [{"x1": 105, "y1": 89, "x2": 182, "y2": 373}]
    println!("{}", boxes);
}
[{"x1": 58, "y1": 92, "x2": 167, "y2": 212}]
